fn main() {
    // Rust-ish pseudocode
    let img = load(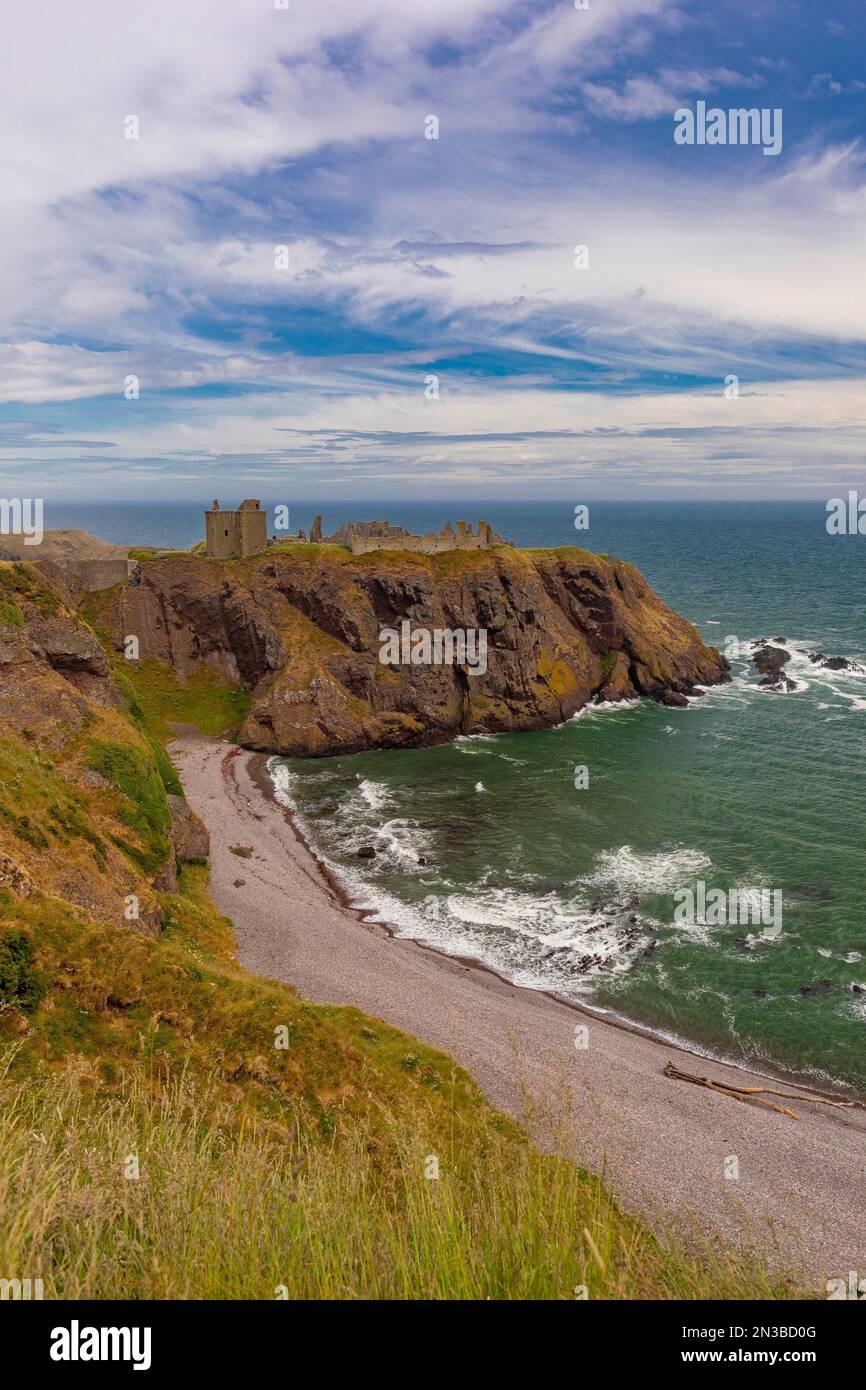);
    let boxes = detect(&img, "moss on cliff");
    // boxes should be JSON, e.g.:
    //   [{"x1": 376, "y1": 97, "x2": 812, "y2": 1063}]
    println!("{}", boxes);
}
[
  {"x1": 84, "y1": 739, "x2": 174, "y2": 872},
  {"x1": 114, "y1": 659, "x2": 250, "y2": 739}
]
